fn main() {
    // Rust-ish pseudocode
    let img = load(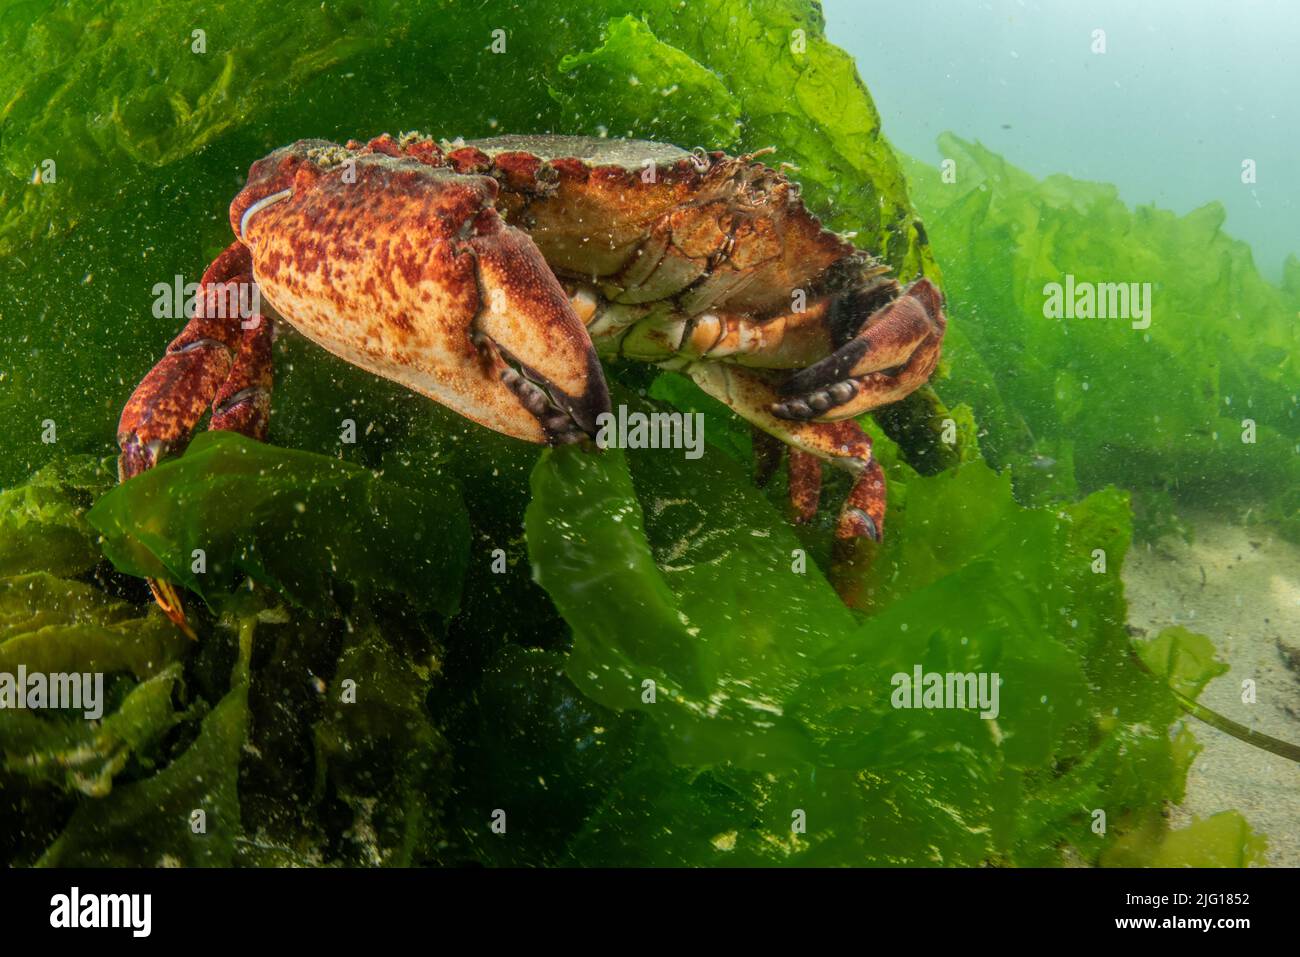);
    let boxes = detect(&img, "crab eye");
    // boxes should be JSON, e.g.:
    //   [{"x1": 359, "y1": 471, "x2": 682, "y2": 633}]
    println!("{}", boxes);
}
[{"x1": 239, "y1": 188, "x2": 294, "y2": 241}]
